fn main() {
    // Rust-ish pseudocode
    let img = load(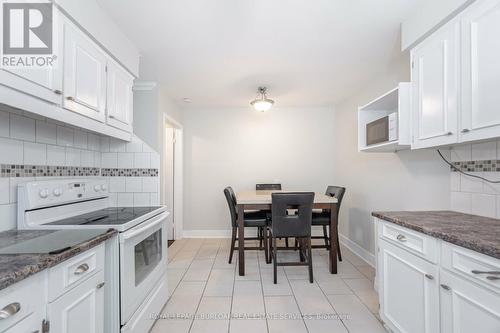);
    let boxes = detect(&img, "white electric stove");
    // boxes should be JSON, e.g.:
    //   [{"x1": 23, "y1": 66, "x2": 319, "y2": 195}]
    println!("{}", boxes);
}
[{"x1": 17, "y1": 179, "x2": 169, "y2": 333}]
